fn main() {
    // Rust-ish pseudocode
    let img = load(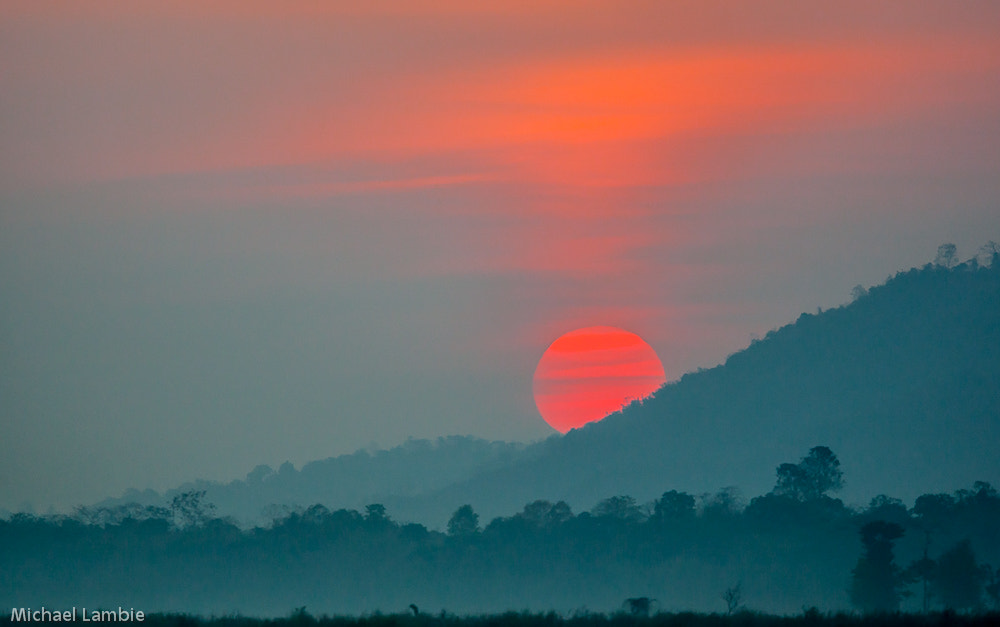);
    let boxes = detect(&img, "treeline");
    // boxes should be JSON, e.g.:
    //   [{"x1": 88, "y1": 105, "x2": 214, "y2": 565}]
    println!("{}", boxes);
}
[
  {"x1": 2, "y1": 449, "x2": 998, "y2": 616},
  {"x1": 94, "y1": 436, "x2": 530, "y2": 525}
]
